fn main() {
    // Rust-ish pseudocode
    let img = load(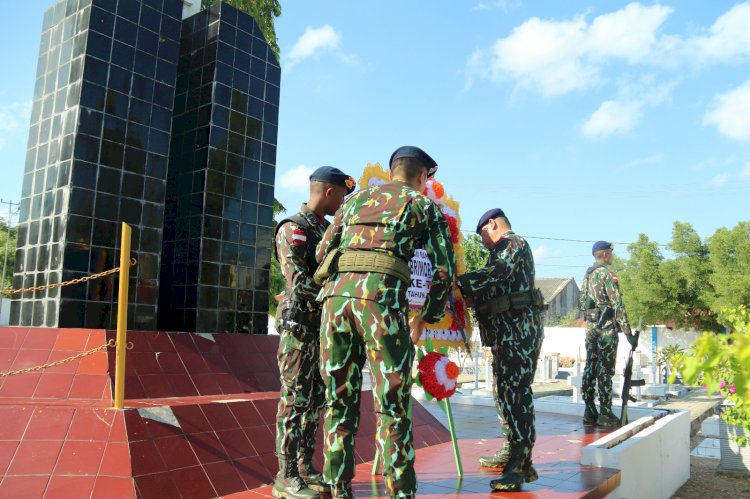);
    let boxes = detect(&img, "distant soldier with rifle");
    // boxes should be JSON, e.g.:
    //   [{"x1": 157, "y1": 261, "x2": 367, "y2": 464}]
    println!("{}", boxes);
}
[{"x1": 578, "y1": 241, "x2": 639, "y2": 427}]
